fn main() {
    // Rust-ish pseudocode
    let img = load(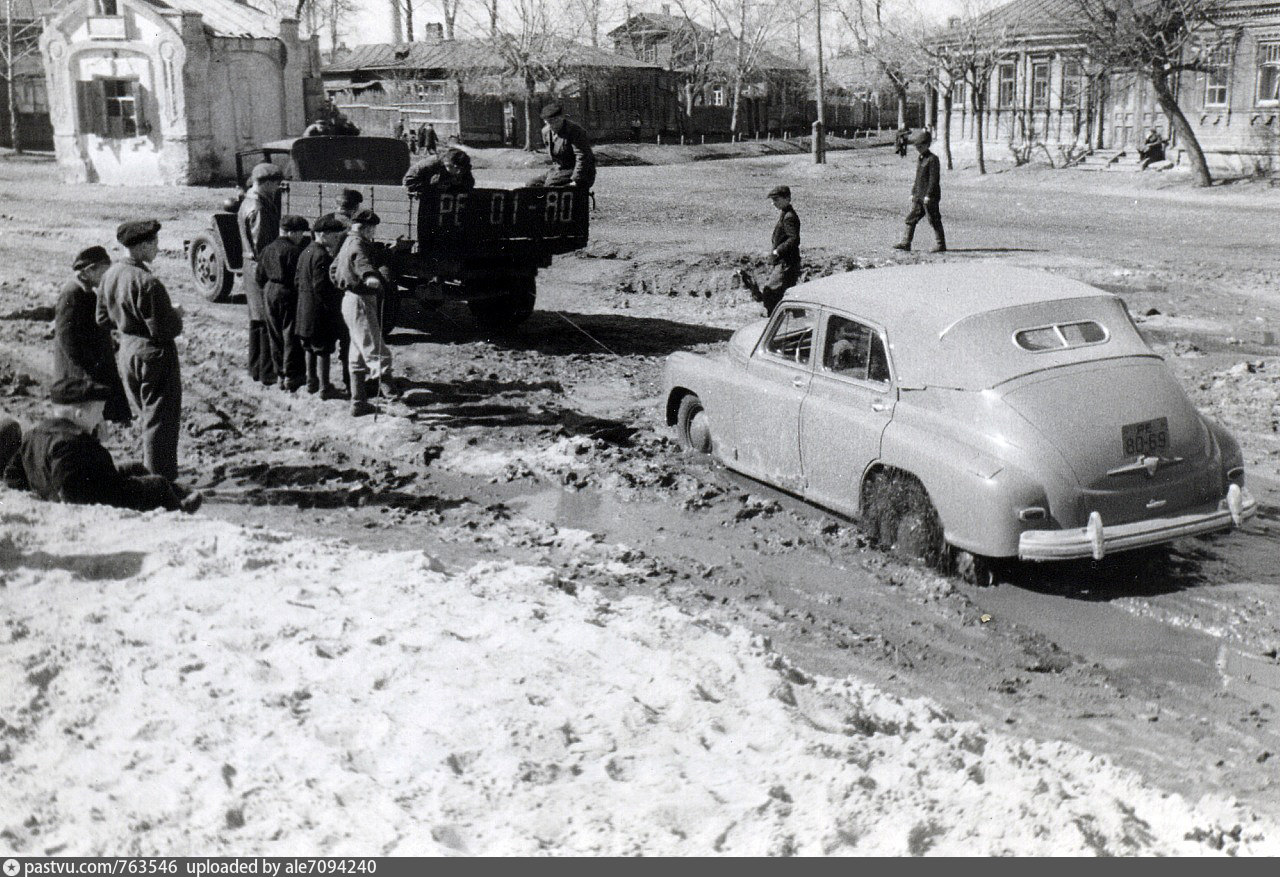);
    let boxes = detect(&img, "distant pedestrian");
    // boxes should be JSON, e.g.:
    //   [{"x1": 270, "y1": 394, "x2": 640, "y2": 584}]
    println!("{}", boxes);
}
[
  {"x1": 894, "y1": 126, "x2": 910, "y2": 157},
  {"x1": 420, "y1": 122, "x2": 439, "y2": 154},
  {"x1": 1138, "y1": 128, "x2": 1166, "y2": 169},
  {"x1": 893, "y1": 130, "x2": 945, "y2": 253},
  {"x1": 333, "y1": 210, "x2": 402, "y2": 416},
  {"x1": 255, "y1": 215, "x2": 309, "y2": 391},
  {"x1": 1, "y1": 401, "x2": 201, "y2": 514},
  {"x1": 53, "y1": 245, "x2": 131, "y2": 425},
  {"x1": 238, "y1": 162, "x2": 283, "y2": 385},
  {"x1": 526, "y1": 103, "x2": 596, "y2": 189},
  {"x1": 630, "y1": 115, "x2": 642, "y2": 142},
  {"x1": 95, "y1": 219, "x2": 184, "y2": 481},
  {"x1": 296, "y1": 215, "x2": 350, "y2": 399}
]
